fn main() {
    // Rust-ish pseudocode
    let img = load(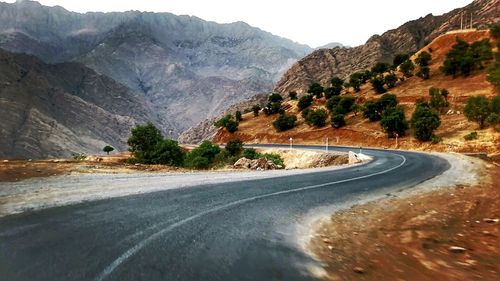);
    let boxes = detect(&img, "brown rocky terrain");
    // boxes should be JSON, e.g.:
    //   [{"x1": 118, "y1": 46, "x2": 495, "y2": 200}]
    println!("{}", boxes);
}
[
  {"x1": 274, "y1": 0, "x2": 499, "y2": 95},
  {"x1": 308, "y1": 158, "x2": 499, "y2": 281},
  {"x1": 214, "y1": 30, "x2": 499, "y2": 155},
  {"x1": 0, "y1": 49, "x2": 160, "y2": 159}
]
